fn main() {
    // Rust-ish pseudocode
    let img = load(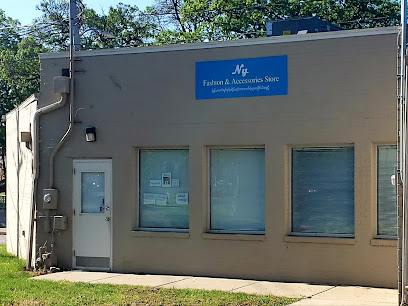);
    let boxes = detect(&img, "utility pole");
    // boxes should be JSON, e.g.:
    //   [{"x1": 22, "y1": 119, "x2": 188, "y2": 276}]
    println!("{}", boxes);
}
[
  {"x1": 69, "y1": 0, "x2": 81, "y2": 52},
  {"x1": 68, "y1": 0, "x2": 79, "y2": 134},
  {"x1": 400, "y1": 1, "x2": 407, "y2": 305}
]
